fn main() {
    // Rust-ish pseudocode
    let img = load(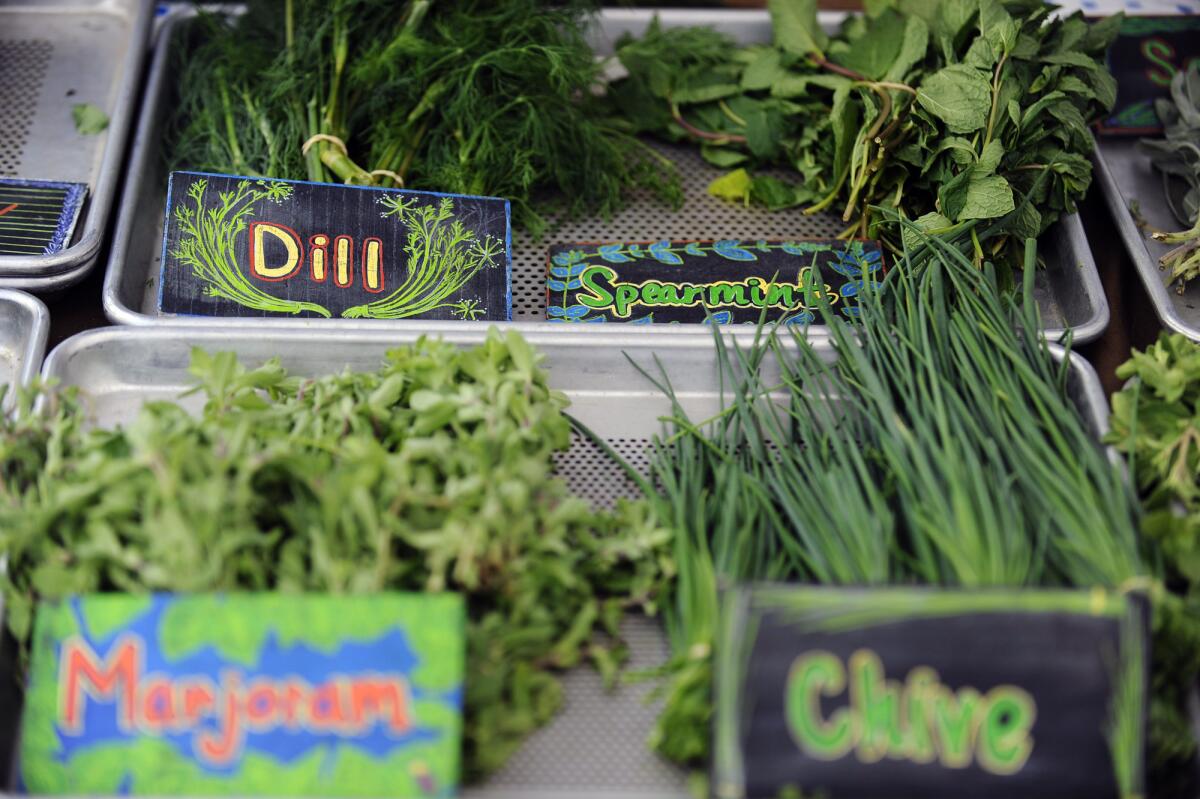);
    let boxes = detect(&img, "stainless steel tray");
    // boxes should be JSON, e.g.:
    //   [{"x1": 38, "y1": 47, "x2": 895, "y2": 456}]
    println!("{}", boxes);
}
[
  {"x1": 0, "y1": 288, "x2": 48, "y2": 410},
  {"x1": 102, "y1": 9, "x2": 1108, "y2": 343},
  {"x1": 0, "y1": 0, "x2": 153, "y2": 292},
  {"x1": 0, "y1": 323, "x2": 1107, "y2": 798},
  {"x1": 1094, "y1": 137, "x2": 1200, "y2": 341}
]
